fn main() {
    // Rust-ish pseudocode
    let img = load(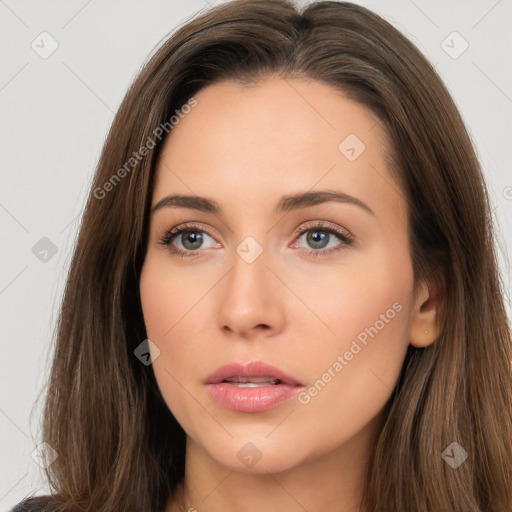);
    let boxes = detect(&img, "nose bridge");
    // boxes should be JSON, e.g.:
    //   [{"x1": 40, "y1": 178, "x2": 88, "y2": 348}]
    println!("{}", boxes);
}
[
  {"x1": 216, "y1": 234, "x2": 284, "y2": 335},
  {"x1": 226, "y1": 236, "x2": 271, "y2": 310}
]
